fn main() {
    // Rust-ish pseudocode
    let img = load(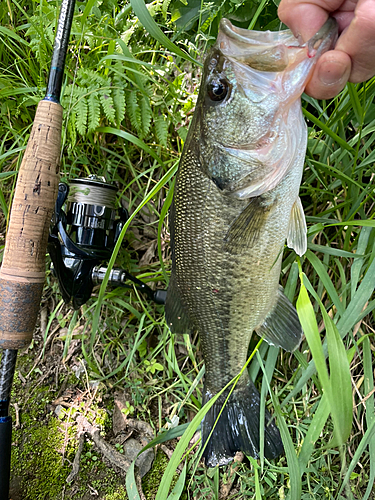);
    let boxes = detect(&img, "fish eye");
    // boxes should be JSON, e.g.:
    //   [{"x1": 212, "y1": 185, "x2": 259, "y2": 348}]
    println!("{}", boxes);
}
[{"x1": 207, "y1": 79, "x2": 229, "y2": 102}]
